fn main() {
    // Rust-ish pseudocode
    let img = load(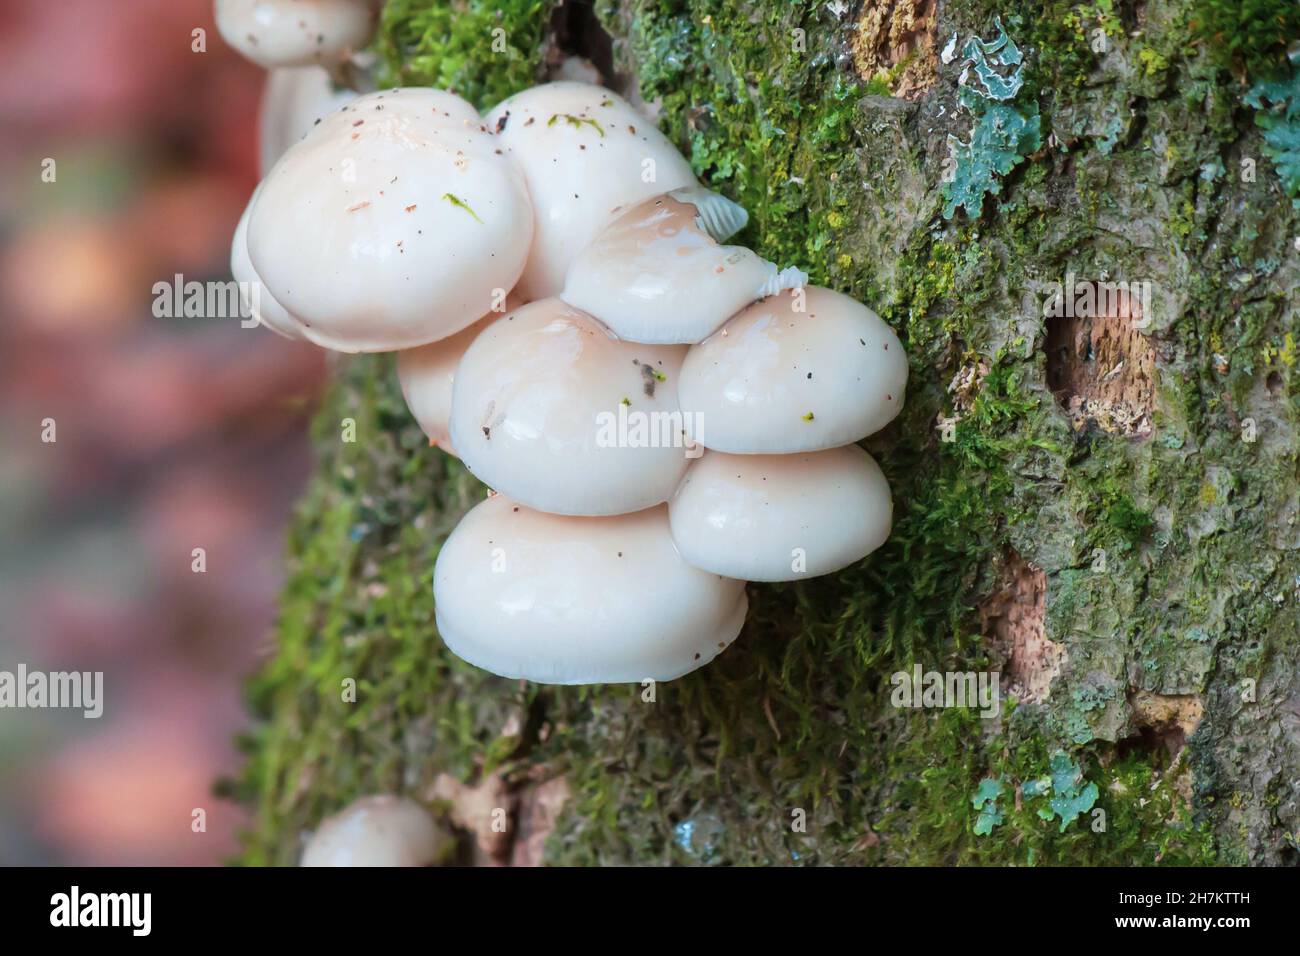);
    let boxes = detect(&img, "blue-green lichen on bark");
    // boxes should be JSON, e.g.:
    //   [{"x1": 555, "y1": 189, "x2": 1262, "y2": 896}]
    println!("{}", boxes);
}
[
  {"x1": 1245, "y1": 58, "x2": 1300, "y2": 207},
  {"x1": 941, "y1": 18, "x2": 1044, "y2": 219},
  {"x1": 232, "y1": 0, "x2": 1300, "y2": 866}
]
